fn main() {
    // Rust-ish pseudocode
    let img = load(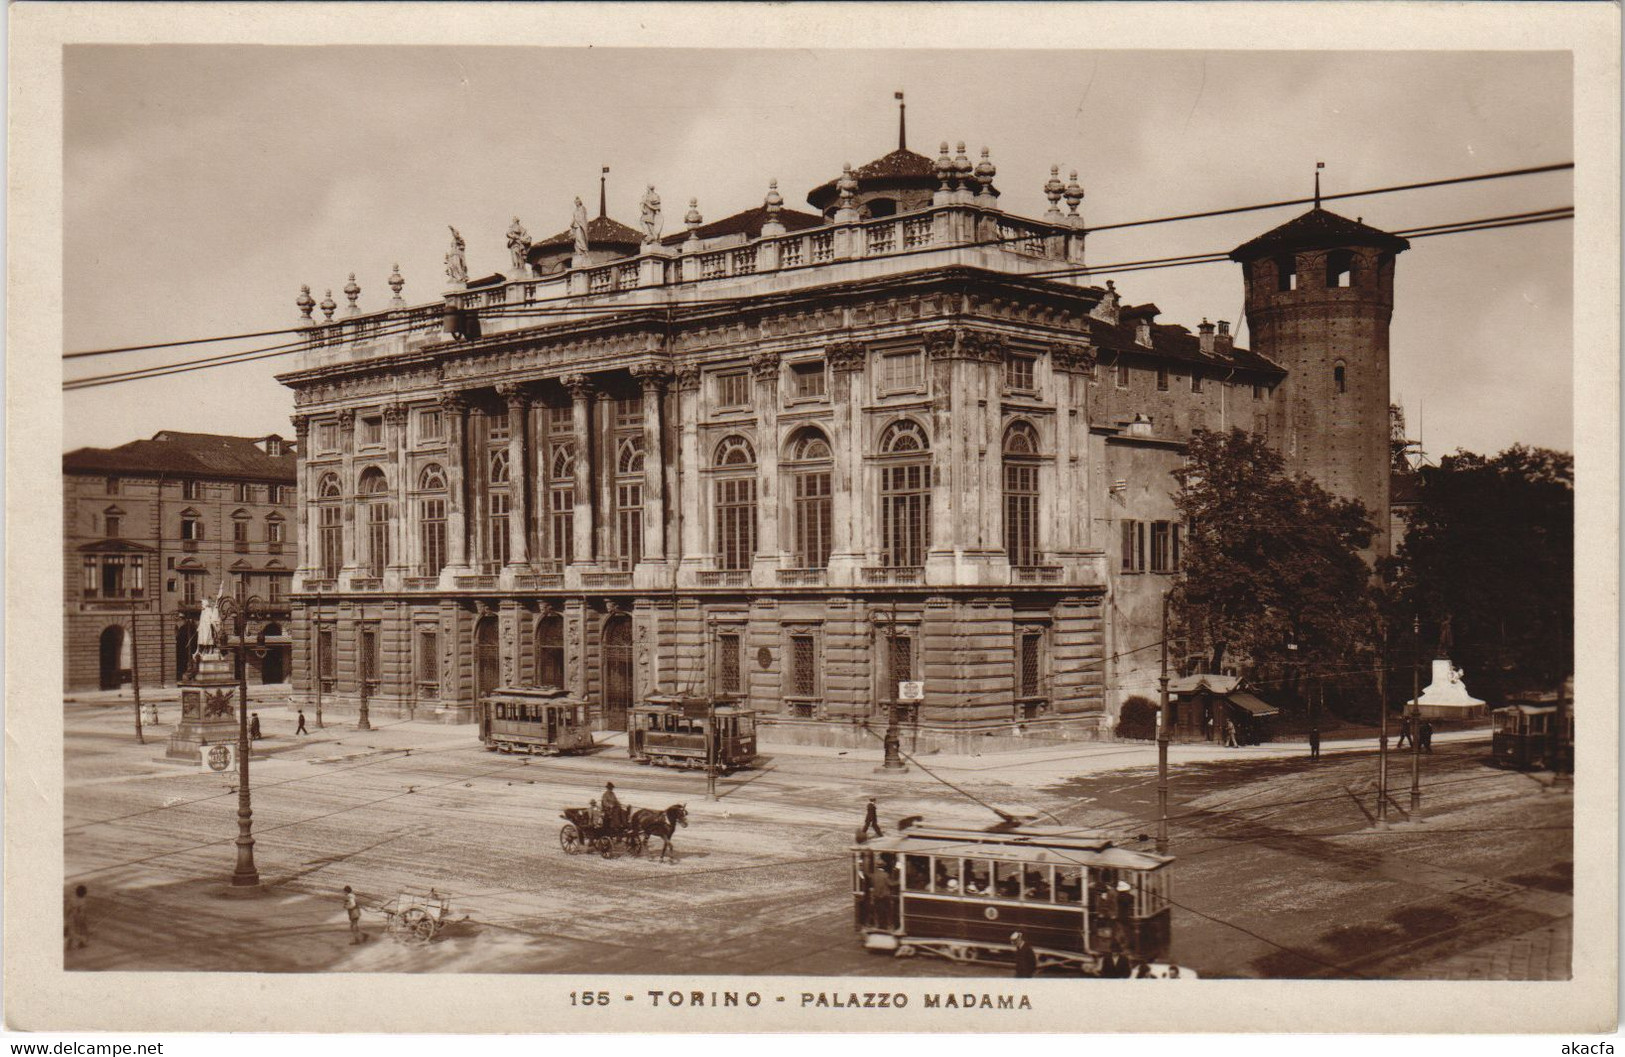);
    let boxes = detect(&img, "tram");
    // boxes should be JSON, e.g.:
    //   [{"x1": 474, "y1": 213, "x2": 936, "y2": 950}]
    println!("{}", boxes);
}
[
  {"x1": 628, "y1": 694, "x2": 758, "y2": 774},
  {"x1": 1491, "y1": 699, "x2": 1573, "y2": 771},
  {"x1": 481, "y1": 686, "x2": 596, "y2": 755},
  {"x1": 852, "y1": 822, "x2": 1174, "y2": 974}
]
